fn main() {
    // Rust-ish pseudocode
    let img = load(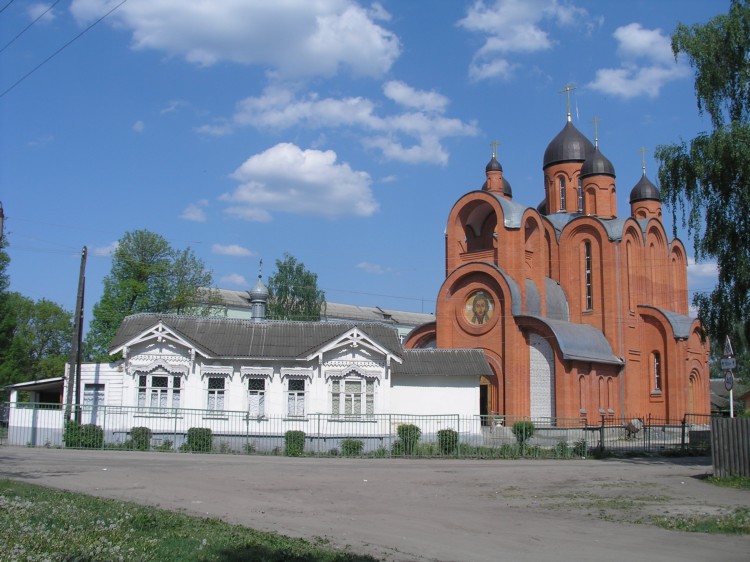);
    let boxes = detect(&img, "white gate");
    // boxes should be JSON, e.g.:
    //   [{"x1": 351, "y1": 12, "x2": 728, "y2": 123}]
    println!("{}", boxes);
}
[{"x1": 529, "y1": 333, "x2": 555, "y2": 420}]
